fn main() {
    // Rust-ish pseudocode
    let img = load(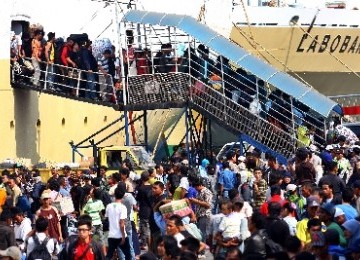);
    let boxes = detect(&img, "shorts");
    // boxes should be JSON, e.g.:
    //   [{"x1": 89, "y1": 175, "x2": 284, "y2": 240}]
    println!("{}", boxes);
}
[
  {"x1": 92, "y1": 224, "x2": 106, "y2": 245},
  {"x1": 139, "y1": 219, "x2": 150, "y2": 243}
]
